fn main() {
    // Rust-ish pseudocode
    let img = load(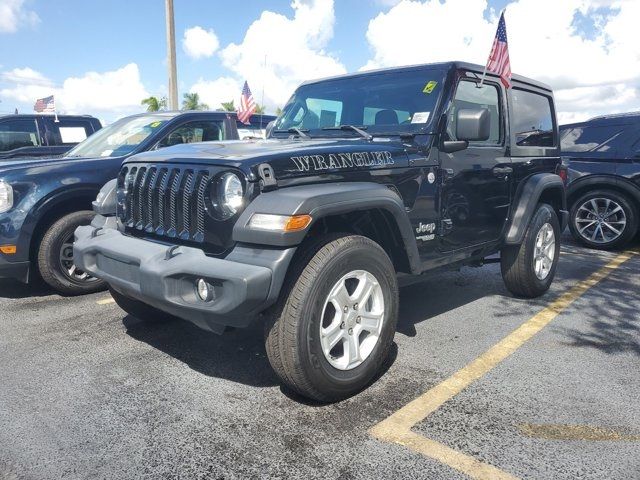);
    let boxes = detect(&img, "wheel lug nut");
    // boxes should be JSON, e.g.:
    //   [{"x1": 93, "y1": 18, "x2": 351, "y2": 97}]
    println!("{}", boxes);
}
[
  {"x1": 343, "y1": 306, "x2": 348, "y2": 313},
  {"x1": 340, "y1": 322, "x2": 345, "y2": 329},
  {"x1": 353, "y1": 303, "x2": 358, "y2": 310},
  {"x1": 348, "y1": 328, "x2": 353, "y2": 335},
  {"x1": 356, "y1": 317, "x2": 361, "y2": 323}
]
